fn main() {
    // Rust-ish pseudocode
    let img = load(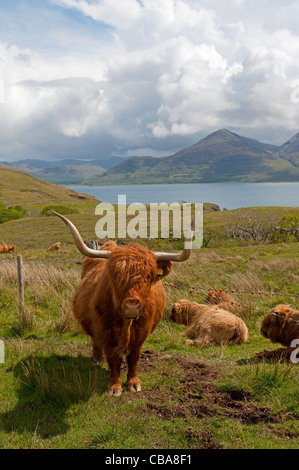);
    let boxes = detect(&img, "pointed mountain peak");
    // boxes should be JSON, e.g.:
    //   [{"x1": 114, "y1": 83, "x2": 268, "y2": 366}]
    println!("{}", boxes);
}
[
  {"x1": 215, "y1": 128, "x2": 237, "y2": 135},
  {"x1": 201, "y1": 128, "x2": 241, "y2": 142}
]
